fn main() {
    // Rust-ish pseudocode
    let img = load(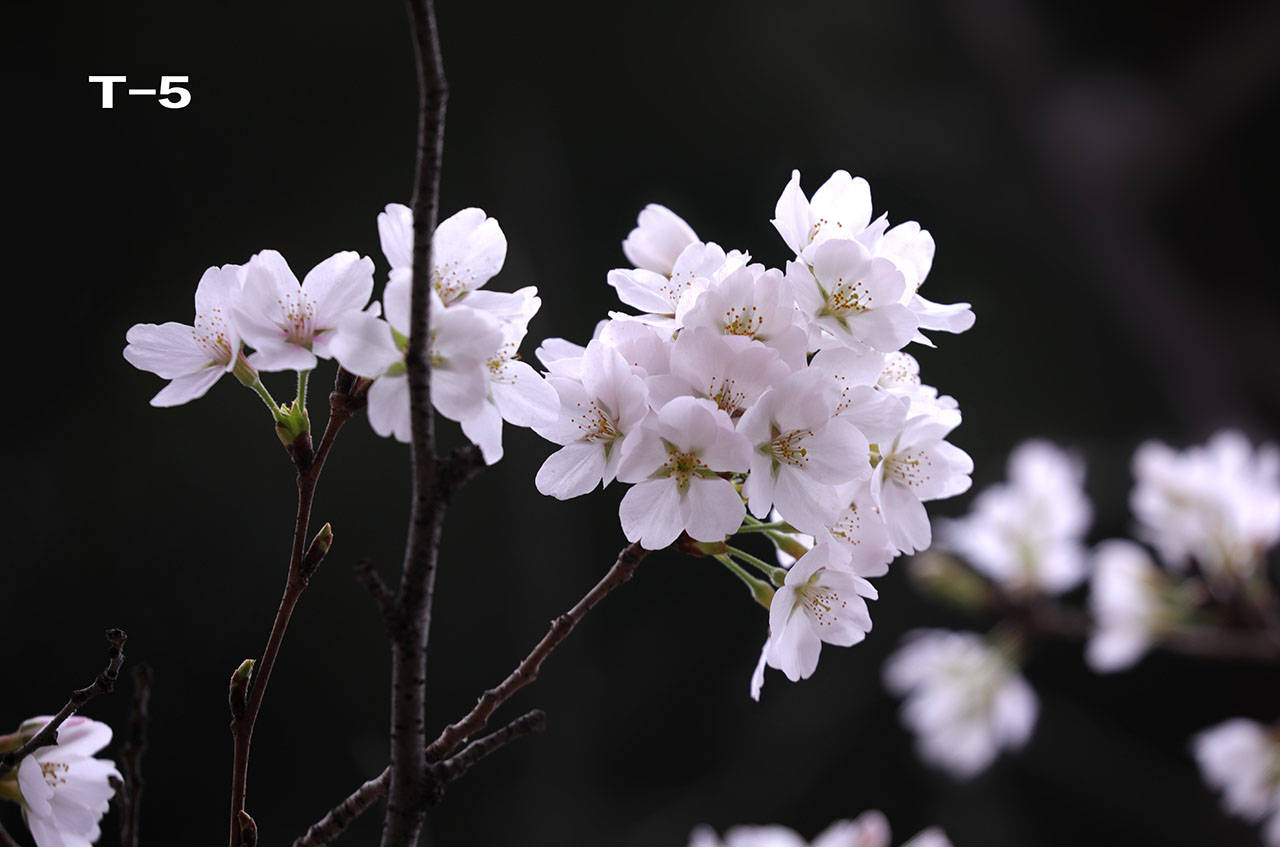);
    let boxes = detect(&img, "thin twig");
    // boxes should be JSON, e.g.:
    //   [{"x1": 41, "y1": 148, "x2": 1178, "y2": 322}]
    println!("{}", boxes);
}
[
  {"x1": 427, "y1": 542, "x2": 648, "y2": 761},
  {"x1": 228, "y1": 372, "x2": 363, "y2": 845},
  {"x1": 294, "y1": 543, "x2": 647, "y2": 846},
  {"x1": 0, "y1": 629, "x2": 127, "y2": 774},
  {"x1": 118, "y1": 665, "x2": 152, "y2": 846},
  {"x1": 293, "y1": 710, "x2": 547, "y2": 846},
  {"x1": 382, "y1": 0, "x2": 450, "y2": 844},
  {"x1": 355, "y1": 560, "x2": 395, "y2": 623}
]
